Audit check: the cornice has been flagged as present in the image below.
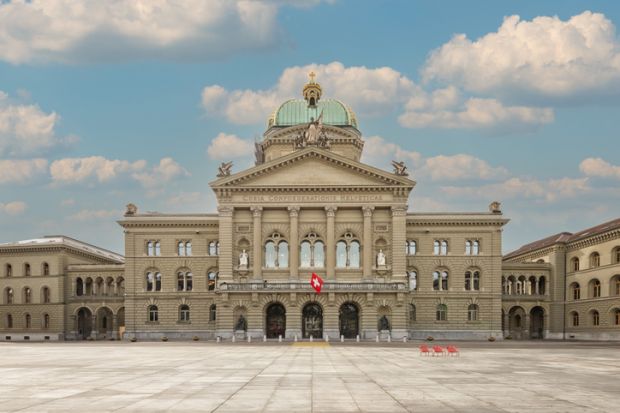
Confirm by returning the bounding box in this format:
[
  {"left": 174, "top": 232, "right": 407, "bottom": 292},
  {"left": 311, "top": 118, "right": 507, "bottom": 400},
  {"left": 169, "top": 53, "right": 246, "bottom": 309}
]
[
  {"left": 566, "top": 229, "right": 620, "bottom": 251},
  {"left": 407, "top": 215, "right": 509, "bottom": 227},
  {"left": 0, "top": 245, "right": 123, "bottom": 264}
]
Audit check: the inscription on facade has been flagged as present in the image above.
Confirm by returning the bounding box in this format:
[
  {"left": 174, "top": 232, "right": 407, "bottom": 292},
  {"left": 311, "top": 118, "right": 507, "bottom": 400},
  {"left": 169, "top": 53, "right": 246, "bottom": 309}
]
[{"left": 240, "top": 194, "right": 384, "bottom": 203}]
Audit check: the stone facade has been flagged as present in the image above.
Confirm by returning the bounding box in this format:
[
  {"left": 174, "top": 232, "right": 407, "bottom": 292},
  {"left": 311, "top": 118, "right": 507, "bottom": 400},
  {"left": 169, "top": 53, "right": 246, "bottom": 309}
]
[{"left": 1, "top": 77, "right": 618, "bottom": 341}]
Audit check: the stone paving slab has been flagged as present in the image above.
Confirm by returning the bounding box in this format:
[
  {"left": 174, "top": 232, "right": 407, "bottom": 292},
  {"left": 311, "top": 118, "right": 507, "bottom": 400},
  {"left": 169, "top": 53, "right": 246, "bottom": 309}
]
[{"left": 0, "top": 341, "right": 618, "bottom": 412}]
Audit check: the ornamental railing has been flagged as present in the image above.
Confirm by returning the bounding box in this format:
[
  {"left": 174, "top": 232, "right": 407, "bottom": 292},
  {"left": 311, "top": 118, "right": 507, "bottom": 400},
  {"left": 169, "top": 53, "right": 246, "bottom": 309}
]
[{"left": 220, "top": 281, "right": 406, "bottom": 292}]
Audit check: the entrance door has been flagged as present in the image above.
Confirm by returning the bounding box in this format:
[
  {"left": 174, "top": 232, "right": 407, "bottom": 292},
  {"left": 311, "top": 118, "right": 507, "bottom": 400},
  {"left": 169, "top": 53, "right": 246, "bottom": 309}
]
[
  {"left": 77, "top": 308, "right": 92, "bottom": 339},
  {"left": 302, "top": 303, "right": 323, "bottom": 338},
  {"left": 266, "top": 303, "right": 286, "bottom": 338},
  {"left": 339, "top": 302, "right": 359, "bottom": 339}
]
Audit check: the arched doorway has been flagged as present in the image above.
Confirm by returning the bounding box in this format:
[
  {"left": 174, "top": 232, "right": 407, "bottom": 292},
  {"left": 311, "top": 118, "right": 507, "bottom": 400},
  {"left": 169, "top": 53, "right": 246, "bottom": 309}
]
[
  {"left": 339, "top": 302, "right": 359, "bottom": 339},
  {"left": 77, "top": 307, "right": 92, "bottom": 339},
  {"left": 302, "top": 303, "right": 323, "bottom": 339},
  {"left": 530, "top": 306, "right": 545, "bottom": 339},
  {"left": 508, "top": 306, "right": 526, "bottom": 339},
  {"left": 96, "top": 307, "right": 114, "bottom": 338},
  {"left": 265, "top": 303, "right": 286, "bottom": 338}
]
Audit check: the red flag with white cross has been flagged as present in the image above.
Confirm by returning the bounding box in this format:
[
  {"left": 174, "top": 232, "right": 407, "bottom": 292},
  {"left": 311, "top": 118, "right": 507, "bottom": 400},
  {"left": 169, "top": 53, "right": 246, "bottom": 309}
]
[{"left": 310, "top": 272, "right": 323, "bottom": 293}]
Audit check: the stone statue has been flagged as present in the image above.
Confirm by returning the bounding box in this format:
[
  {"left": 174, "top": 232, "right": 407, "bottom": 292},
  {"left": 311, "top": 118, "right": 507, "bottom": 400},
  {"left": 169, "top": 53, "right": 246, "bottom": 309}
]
[
  {"left": 235, "top": 314, "right": 247, "bottom": 331},
  {"left": 124, "top": 203, "right": 138, "bottom": 216},
  {"left": 217, "top": 161, "right": 233, "bottom": 177},
  {"left": 295, "top": 111, "right": 331, "bottom": 150},
  {"left": 305, "top": 117, "right": 320, "bottom": 144},
  {"left": 377, "top": 249, "right": 386, "bottom": 267},
  {"left": 391, "top": 160, "right": 408, "bottom": 176},
  {"left": 239, "top": 249, "right": 248, "bottom": 268},
  {"left": 489, "top": 201, "right": 502, "bottom": 214},
  {"left": 379, "top": 315, "right": 390, "bottom": 331}
]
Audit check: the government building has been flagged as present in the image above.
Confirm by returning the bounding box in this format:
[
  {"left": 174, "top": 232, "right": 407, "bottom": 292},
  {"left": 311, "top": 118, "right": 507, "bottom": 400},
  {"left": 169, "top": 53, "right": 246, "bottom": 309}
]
[{"left": 1, "top": 76, "right": 619, "bottom": 342}]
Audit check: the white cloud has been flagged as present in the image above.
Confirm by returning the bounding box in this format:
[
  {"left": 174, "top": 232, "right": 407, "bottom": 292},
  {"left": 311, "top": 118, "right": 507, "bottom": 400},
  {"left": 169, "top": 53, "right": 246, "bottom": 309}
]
[
  {"left": 0, "top": 1, "right": 331, "bottom": 64},
  {"left": 50, "top": 156, "right": 145, "bottom": 184},
  {"left": 68, "top": 209, "right": 120, "bottom": 221},
  {"left": 441, "top": 177, "right": 591, "bottom": 202},
  {"left": 207, "top": 132, "right": 254, "bottom": 160},
  {"left": 0, "top": 201, "right": 27, "bottom": 215},
  {"left": 0, "top": 158, "right": 48, "bottom": 184},
  {"left": 422, "top": 11, "right": 620, "bottom": 99},
  {"left": 361, "top": 135, "right": 422, "bottom": 170},
  {"left": 61, "top": 198, "right": 75, "bottom": 207},
  {"left": 579, "top": 157, "right": 620, "bottom": 179},
  {"left": 132, "top": 157, "right": 190, "bottom": 189},
  {"left": 0, "top": 91, "right": 60, "bottom": 156},
  {"left": 417, "top": 154, "right": 509, "bottom": 181},
  {"left": 399, "top": 93, "right": 554, "bottom": 132},
  {"left": 201, "top": 61, "right": 418, "bottom": 124}
]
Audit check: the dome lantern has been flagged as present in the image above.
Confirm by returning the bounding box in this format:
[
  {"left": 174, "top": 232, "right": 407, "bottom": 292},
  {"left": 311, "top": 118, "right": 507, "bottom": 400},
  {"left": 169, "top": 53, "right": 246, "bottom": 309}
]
[{"left": 303, "top": 71, "right": 322, "bottom": 107}]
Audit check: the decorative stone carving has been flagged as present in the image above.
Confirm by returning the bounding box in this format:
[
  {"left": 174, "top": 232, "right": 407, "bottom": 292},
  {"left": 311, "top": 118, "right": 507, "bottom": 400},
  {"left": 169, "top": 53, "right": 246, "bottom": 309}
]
[
  {"left": 391, "top": 160, "right": 408, "bottom": 176},
  {"left": 295, "top": 113, "right": 331, "bottom": 150},
  {"left": 217, "top": 161, "right": 233, "bottom": 177},
  {"left": 124, "top": 203, "right": 138, "bottom": 216}
]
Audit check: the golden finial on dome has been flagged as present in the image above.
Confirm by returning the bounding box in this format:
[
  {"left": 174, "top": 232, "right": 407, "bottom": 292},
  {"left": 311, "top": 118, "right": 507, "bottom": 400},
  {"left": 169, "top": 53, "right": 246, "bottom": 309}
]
[{"left": 303, "top": 71, "right": 322, "bottom": 107}]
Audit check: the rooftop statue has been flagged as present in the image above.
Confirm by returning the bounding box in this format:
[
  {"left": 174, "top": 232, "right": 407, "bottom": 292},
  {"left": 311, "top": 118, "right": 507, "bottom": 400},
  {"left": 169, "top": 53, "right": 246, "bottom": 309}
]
[
  {"left": 295, "top": 111, "right": 331, "bottom": 150},
  {"left": 391, "top": 160, "right": 408, "bottom": 176},
  {"left": 217, "top": 161, "right": 233, "bottom": 177}
]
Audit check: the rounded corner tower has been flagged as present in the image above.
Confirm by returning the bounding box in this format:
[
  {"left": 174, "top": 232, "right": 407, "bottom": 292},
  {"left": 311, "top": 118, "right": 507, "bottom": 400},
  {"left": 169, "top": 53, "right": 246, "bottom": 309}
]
[{"left": 256, "top": 72, "right": 364, "bottom": 164}]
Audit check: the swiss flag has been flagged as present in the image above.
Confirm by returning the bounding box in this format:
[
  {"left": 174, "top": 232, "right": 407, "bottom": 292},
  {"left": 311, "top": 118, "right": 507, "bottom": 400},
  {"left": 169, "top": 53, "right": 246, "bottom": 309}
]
[{"left": 310, "top": 272, "right": 324, "bottom": 294}]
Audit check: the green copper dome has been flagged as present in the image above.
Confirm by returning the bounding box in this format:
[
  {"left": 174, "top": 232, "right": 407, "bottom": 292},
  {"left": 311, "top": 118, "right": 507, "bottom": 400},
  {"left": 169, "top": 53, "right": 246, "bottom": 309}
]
[{"left": 268, "top": 98, "right": 357, "bottom": 128}]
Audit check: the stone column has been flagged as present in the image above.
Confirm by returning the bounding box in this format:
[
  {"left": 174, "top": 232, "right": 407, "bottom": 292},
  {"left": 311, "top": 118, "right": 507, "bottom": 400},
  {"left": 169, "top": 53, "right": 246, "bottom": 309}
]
[
  {"left": 288, "top": 206, "right": 300, "bottom": 280},
  {"left": 251, "top": 206, "right": 263, "bottom": 280},
  {"left": 391, "top": 206, "right": 407, "bottom": 280},
  {"left": 325, "top": 206, "right": 337, "bottom": 280},
  {"left": 218, "top": 206, "right": 234, "bottom": 283},
  {"left": 362, "top": 206, "right": 374, "bottom": 280},
  {"left": 503, "top": 312, "right": 510, "bottom": 337}
]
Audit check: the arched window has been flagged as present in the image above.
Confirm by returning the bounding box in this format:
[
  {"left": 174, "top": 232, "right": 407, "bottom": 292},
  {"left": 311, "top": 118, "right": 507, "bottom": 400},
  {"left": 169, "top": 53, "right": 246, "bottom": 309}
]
[
  {"left": 300, "top": 233, "right": 324, "bottom": 268},
  {"left": 24, "top": 287, "right": 31, "bottom": 304},
  {"left": 570, "top": 257, "right": 580, "bottom": 272},
  {"left": 472, "top": 240, "right": 480, "bottom": 255},
  {"left": 571, "top": 311, "right": 579, "bottom": 327},
  {"left": 465, "top": 240, "right": 472, "bottom": 255},
  {"left": 278, "top": 241, "right": 289, "bottom": 268},
  {"left": 43, "top": 262, "right": 49, "bottom": 276},
  {"left": 592, "top": 310, "right": 600, "bottom": 326},
  {"left": 208, "top": 271, "right": 218, "bottom": 291},
  {"left": 406, "top": 240, "right": 417, "bottom": 256},
  {"left": 538, "top": 277, "right": 546, "bottom": 295},
  {"left": 265, "top": 241, "right": 276, "bottom": 268},
  {"left": 611, "top": 275, "right": 620, "bottom": 296},
  {"left": 148, "top": 305, "right": 158, "bottom": 322},
  {"left": 467, "top": 304, "right": 478, "bottom": 321},
  {"left": 589, "top": 252, "right": 600, "bottom": 268},
  {"left": 24, "top": 263, "right": 31, "bottom": 276},
  {"left": 5, "top": 287, "right": 14, "bottom": 304},
  {"left": 95, "top": 278, "right": 104, "bottom": 295},
  {"left": 407, "top": 271, "right": 417, "bottom": 291},
  {"left": 117, "top": 277, "right": 125, "bottom": 296},
  {"left": 590, "top": 279, "right": 601, "bottom": 298},
  {"left": 179, "top": 305, "right": 190, "bottom": 322},
  {"left": 178, "top": 241, "right": 185, "bottom": 256},
  {"left": 432, "top": 271, "right": 449, "bottom": 291},
  {"left": 436, "top": 304, "right": 447, "bottom": 321},
  {"left": 76, "top": 278, "right": 84, "bottom": 296},
  {"left": 409, "top": 304, "right": 416, "bottom": 322},
  {"left": 264, "top": 233, "right": 287, "bottom": 268},
  {"left": 209, "top": 304, "right": 217, "bottom": 321},
  {"left": 5, "top": 264, "right": 11, "bottom": 277},
  {"left": 43, "top": 313, "right": 50, "bottom": 329},
  {"left": 25, "top": 313, "right": 31, "bottom": 329},
  {"left": 614, "top": 309, "right": 620, "bottom": 326},
  {"left": 336, "top": 232, "right": 361, "bottom": 268},
  {"left": 85, "top": 278, "right": 93, "bottom": 295},
  {"left": 177, "top": 271, "right": 193, "bottom": 291},
  {"left": 209, "top": 241, "right": 220, "bottom": 256},
  {"left": 465, "top": 270, "right": 480, "bottom": 291},
  {"left": 146, "top": 272, "right": 162, "bottom": 292},
  {"left": 6, "top": 313, "right": 13, "bottom": 328},
  {"left": 570, "top": 282, "right": 580, "bottom": 300},
  {"left": 147, "top": 241, "right": 154, "bottom": 256},
  {"left": 441, "top": 240, "right": 448, "bottom": 255},
  {"left": 433, "top": 241, "right": 440, "bottom": 255},
  {"left": 42, "top": 287, "right": 50, "bottom": 303},
  {"left": 155, "top": 241, "right": 161, "bottom": 256},
  {"left": 614, "top": 247, "right": 620, "bottom": 264}
]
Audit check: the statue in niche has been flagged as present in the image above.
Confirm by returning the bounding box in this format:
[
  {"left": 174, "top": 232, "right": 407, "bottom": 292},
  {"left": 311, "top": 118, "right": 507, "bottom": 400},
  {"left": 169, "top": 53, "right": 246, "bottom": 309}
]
[
  {"left": 379, "top": 315, "right": 390, "bottom": 331},
  {"left": 239, "top": 249, "right": 249, "bottom": 269},
  {"left": 377, "top": 249, "right": 386, "bottom": 267},
  {"left": 235, "top": 314, "right": 247, "bottom": 331}
]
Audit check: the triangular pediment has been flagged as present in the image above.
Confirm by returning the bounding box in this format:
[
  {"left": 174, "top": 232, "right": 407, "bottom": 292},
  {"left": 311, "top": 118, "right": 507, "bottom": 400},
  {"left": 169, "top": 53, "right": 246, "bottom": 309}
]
[{"left": 210, "top": 148, "right": 415, "bottom": 190}]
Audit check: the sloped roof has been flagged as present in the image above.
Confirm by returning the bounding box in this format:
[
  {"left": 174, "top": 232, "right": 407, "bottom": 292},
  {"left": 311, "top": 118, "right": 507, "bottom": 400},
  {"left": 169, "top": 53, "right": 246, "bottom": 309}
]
[{"left": 0, "top": 235, "right": 124, "bottom": 263}]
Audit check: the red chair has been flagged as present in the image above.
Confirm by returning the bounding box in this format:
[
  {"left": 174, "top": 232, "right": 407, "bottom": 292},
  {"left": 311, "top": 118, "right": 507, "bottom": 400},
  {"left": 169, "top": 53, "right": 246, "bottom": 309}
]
[
  {"left": 432, "top": 345, "right": 445, "bottom": 356},
  {"left": 446, "top": 345, "right": 460, "bottom": 357},
  {"left": 419, "top": 344, "right": 431, "bottom": 356}
]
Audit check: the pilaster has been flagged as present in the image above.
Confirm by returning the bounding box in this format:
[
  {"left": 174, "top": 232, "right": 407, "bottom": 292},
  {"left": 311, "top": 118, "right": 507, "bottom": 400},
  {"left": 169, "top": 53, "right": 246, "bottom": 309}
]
[
  {"left": 362, "top": 206, "right": 374, "bottom": 279},
  {"left": 325, "top": 206, "right": 337, "bottom": 280},
  {"left": 251, "top": 206, "right": 263, "bottom": 280},
  {"left": 218, "top": 206, "right": 234, "bottom": 282},
  {"left": 288, "top": 206, "right": 300, "bottom": 280},
  {"left": 391, "top": 205, "right": 407, "bottom": 280}
]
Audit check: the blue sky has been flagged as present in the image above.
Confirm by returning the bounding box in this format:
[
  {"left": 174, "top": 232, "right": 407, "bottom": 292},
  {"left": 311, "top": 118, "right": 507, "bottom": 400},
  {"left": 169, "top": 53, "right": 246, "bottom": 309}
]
[{"left": 1, "top": 0, "right": 619, "bottom": 254}]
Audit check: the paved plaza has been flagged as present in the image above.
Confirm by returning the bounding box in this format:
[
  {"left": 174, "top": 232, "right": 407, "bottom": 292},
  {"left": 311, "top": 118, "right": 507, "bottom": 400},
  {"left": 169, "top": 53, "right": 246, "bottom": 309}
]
[{"left": 0, "top": 341, "right": 618, "bottom": 412}]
